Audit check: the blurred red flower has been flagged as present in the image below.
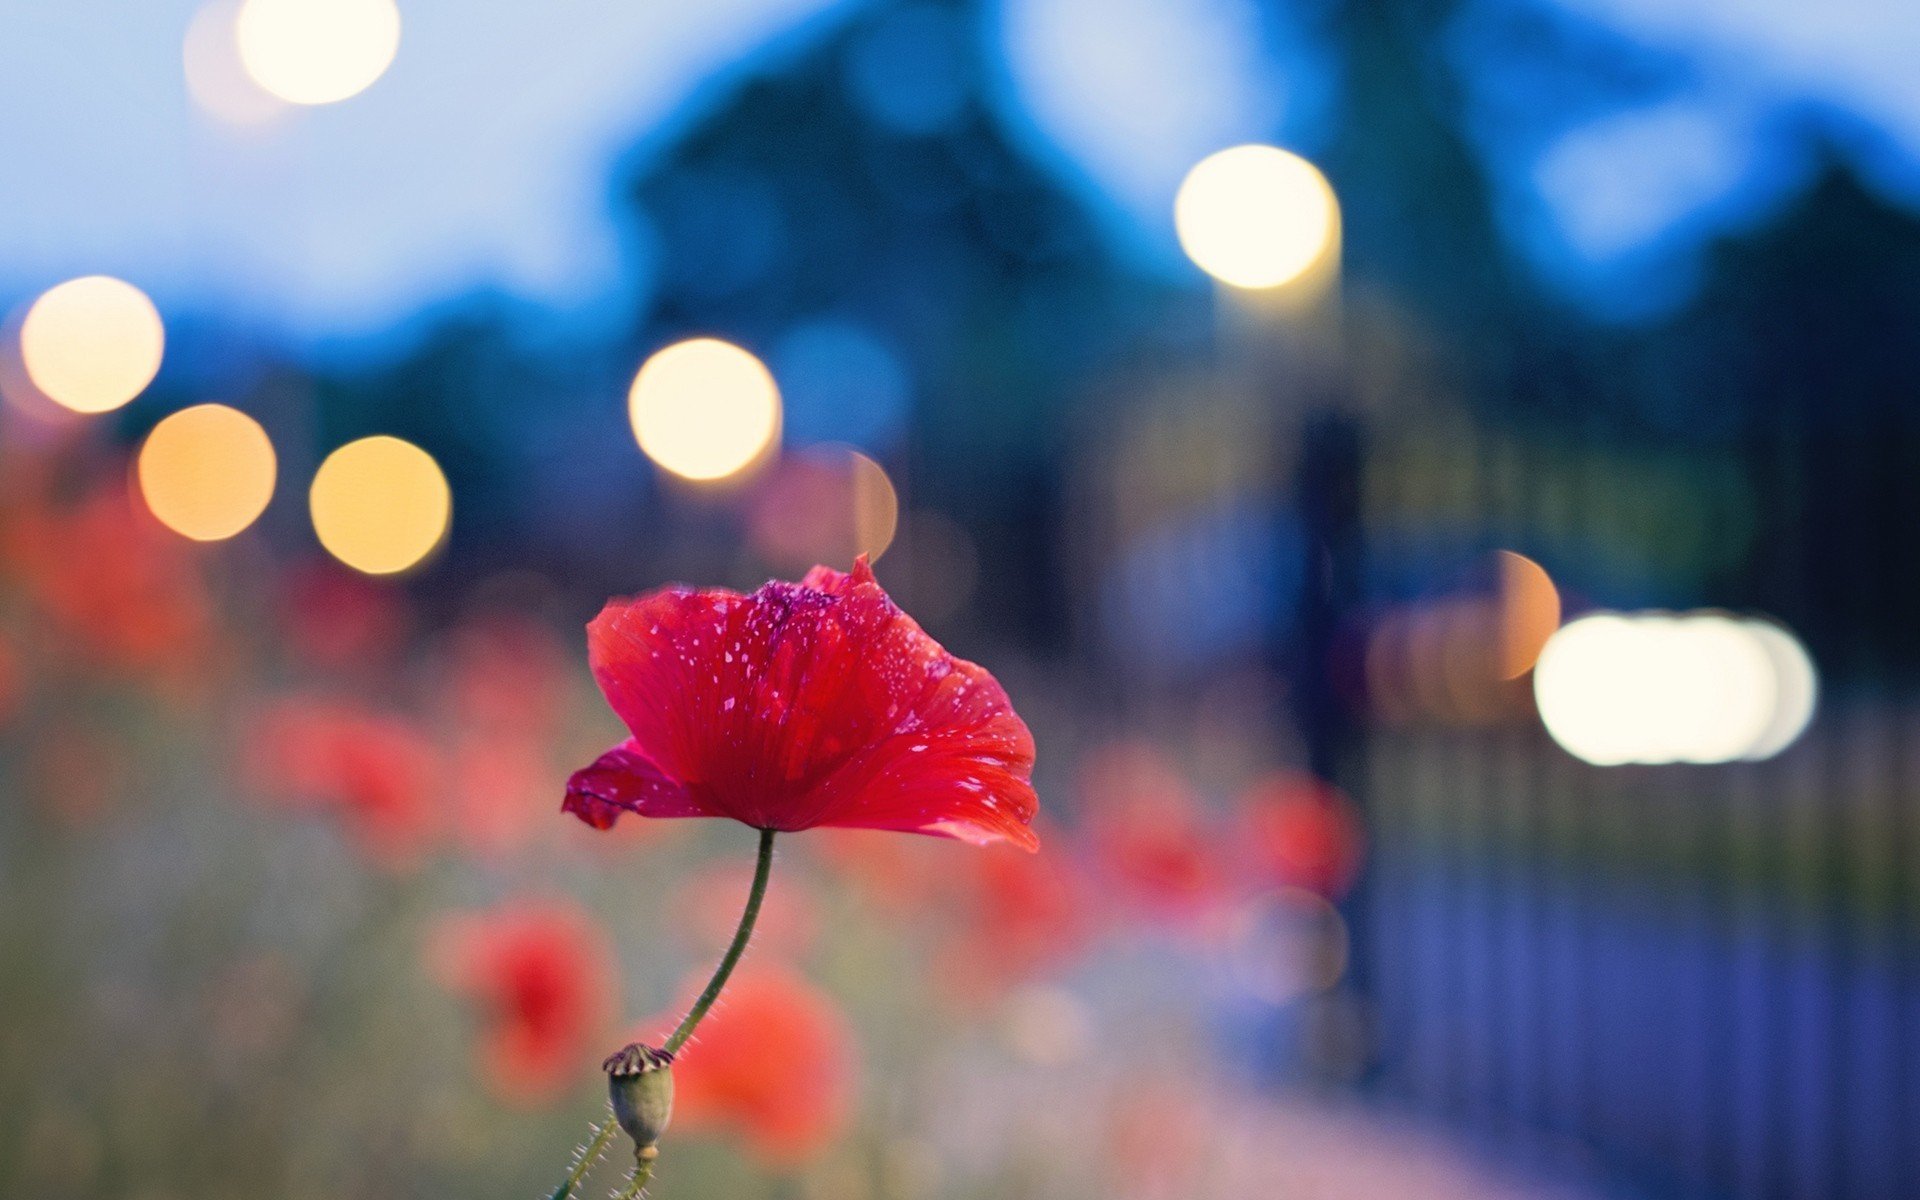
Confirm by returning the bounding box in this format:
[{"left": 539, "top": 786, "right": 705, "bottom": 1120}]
[
  {"left": 652, "top": 965, "right": 856, "bottom": 1167},
  {"left": 432, "top": 902, "right": 615, "bottom": 1105},
  {"left": 564, "top": 557, "right": 1038, "bottom": 850},
  {"left": 1078, "top": 743, "right": 1228, "bottom": 920},
  {"left": 3, "top": 485, "right": 214, "bottom": 679},
  {"left": 935, "top": 838, "right": 1089, "bottom": 1008},
  {"left": 280, "top": 562, "right": 410, "bottom": 673},
  {"left": 446, "top": 732, "right": 549, "bottom": 858},
  {"left": 0, "top": 629, "right": 23, "bottom": 728},
  {"left": 247, "top": 699, "right": 440, "bottom": 867},
  {"left": 1236, "top": 772, "right": 1365, "bottom": 900},
  {"left": 443, "top": 613, "right": 568, "bottom": 741}
]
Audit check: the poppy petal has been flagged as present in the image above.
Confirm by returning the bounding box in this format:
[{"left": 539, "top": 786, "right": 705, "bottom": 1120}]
[
  {"left": 576, "top": 557, "right": 1038, "bottom": 848},
  {"left": 562, "top": 739, "right": 712, "bottom": 829}
]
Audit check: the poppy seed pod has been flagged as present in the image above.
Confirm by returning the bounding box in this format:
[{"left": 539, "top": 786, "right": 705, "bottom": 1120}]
[{"left": 604, "top": 1043, "right": 675, "bottom": 1156}]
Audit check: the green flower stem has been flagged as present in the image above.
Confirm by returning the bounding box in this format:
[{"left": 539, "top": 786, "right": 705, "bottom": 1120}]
[
  {"left": 612, "top": 1156, "right": 655, "bottom": 1200},
  {"left": 549, "top": 828, "right": 774, "bottom": 1200},
  {"left": 664, "top": 826, "right": 776, "bottom": 1054},
  {"left": 548, "top": 1117, "right": 617, "bottom": 1200}
]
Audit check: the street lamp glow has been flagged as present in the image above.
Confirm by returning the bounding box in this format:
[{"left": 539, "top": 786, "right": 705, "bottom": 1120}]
[
  {"left": 1742, "top": 620, "right": 1818, "bottom": 760},
  {"left": 137, "top": 404, "right": 278, "bottom": 541},
  {"left": 185, "top": 0, "right": 284, "bottom": 125},
  {"left": 1534, "top": 611, "right": 1819, "bottom": 766},
  {"left": 235, "top": 0, "right": 400, "bottom": 106},
  {"left": 628, "top": 338, "right": 782, "bottom": 482},
  {"left": 1175, "top": 145, "right": 1339, "bottom": 290},
  {"left": 1532, "top": 613, "right": 1650, "bottom": 766},
  {"left": 309, "top": 435, "right": 450, "bottom": 575},
  {"left": 19, "top": 276, "right": 165, "bottom": 414}
]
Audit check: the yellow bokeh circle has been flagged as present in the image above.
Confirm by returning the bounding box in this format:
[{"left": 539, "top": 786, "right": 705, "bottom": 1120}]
[
  {"left": 20, "top": 276, "right": 165, "bottom": 414},
  {"left": 138, "top": 404, "right": 278, "bottom": 541},
  {"left": 628, "top": 337, "right": 782, "bottom": 482},
  {"left": 235, "top": 0, "right": 401, "bottom": 106},
  {"left": 309, "top": 435, "right": 450, "bottom": 575},
  {"left": 1175, "top": 145, "right": 1340, "bottom": 290}
]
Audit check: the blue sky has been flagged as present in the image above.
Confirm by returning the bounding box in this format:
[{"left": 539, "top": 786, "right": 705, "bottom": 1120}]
[{"left": 2, "top": 0, "right": 1917, "bottom": 339}]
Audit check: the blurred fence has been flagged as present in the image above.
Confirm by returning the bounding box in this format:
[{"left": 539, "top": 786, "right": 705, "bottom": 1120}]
[{"left": 1309, "top": 405, "right": 1920, "bottom": 1200}]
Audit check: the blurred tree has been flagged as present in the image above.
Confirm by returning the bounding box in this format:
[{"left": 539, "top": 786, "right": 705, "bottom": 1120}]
[{"left": 611, "top": 0, "right": 1182, "bottom": 644}]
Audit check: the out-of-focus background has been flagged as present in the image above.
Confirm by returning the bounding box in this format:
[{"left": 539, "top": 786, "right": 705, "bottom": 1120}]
[{"left": 3, "top": 1, "right": 1918, "bottom": 1197}]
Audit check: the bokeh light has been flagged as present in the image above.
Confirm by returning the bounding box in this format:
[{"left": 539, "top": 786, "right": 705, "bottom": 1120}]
[
  {"left": 1494, "top": 550, "right": 1561, "bottom": 678},
  {"left": 1533, "top": 611, "right": 1818, "bottom": 765},
  {"left": 309, "top": 435, "right": 451, "bottom": 575},
  {"left": 136, "top": 404, "right": 278, "bottom": 541},
  {"left": 235, "top": 0, "right": 401, "bottom": 106},
  {"left": 1224, "top": 888, "right": 1350, "bottom": 1005},
  {"left": 19, "top": 276, "right": 165, "bottom": 414},
  {"left": 628, "top": 338, "right": 782, "bottom": 482},
  {"left": 1361, "top": 552, "right": 1558, "bottom": 728},
  {"left": 850, "top": 451, "right": 899, "bottom": 562},
  {"left": 746, "top": 447, "right": 900, "bottom": 572},
  {"left": 1740, "top": 619, "right": 1819, "bottom": 760},
  {"left": 0, "top": 305, "right": 82, "bottom": 431},
  {"left": 1533, "top": 614, "right": 1657, "bottom": 765},
  {"left": 1175, "top": 144, "right": 1339, "bottom": 290},
  {"left": 184, "top": 0, "right": 284, "bottom": 125}
]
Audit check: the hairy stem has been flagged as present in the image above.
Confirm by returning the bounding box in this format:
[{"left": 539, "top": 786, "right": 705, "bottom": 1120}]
[
  {"left": 548, "top": 1116, "right": 616, "bottom": 1200},
  {"left": 551, "top": 829, "right": 774, "bottom": 1200},
  {"left": 612, "top": 1155, "right": 655, "bottom": 1200},
  {"left": 664, "top": 827, "right": 776, "bottom": 1054}
]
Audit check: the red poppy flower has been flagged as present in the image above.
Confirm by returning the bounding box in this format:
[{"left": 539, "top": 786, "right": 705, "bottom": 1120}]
[
  {"left": 432, "top": 901, "right": 615, "bottom": 1105},
  {"left": 247, "top": 699, "right": 440, "bottom": 867},
  {"left": 280, "top": 561, "right": 411, "bottom": 673},
  {"left": 1078, "top": 742, "right": 1228, "bottom": 920},
  {"left": 0, "top": 629, "right": 22, "bottom": 728},
  {"left": 1236, "top": 772, "right": 1365, "bottom": 900},
  {"left": 647, "top": 964, "right": 856, "bottom": 1166},
  {"left": 564, "top": 557, "right": 1038, "bottom": 851},
  {"left": 3, "top": 485, "right": 214, "bottom": 679},
  {"left": 935, "top": 838, "right": 1089, "bottom": 1007}
]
